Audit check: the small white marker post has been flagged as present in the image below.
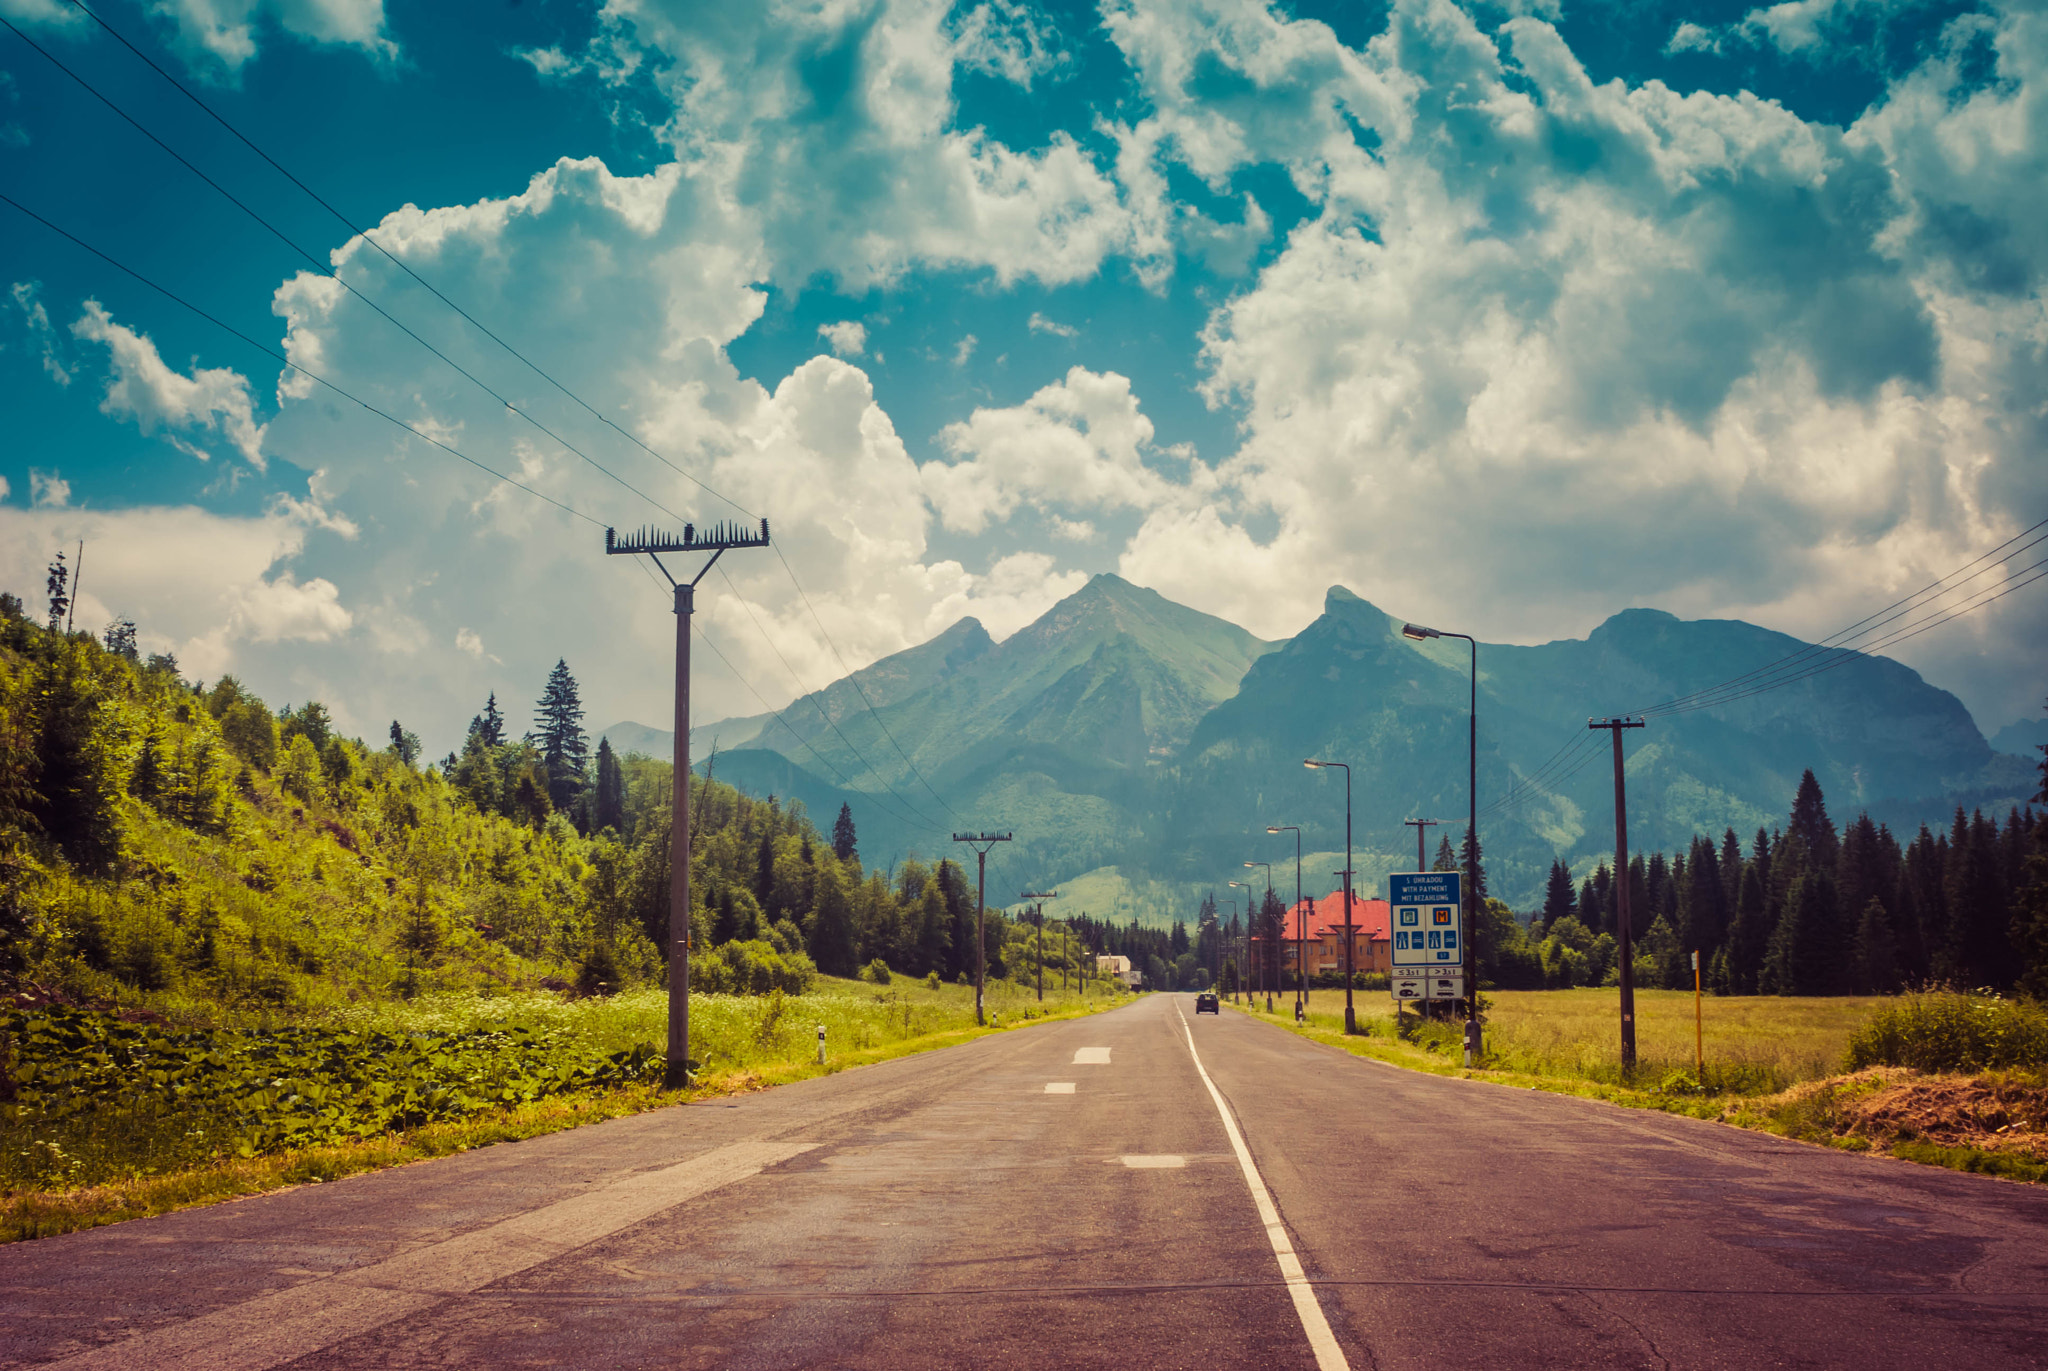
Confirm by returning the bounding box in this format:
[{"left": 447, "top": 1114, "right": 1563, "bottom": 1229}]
[{"left": 817, "top": 1024, "right": 826, "bottom": 1065}]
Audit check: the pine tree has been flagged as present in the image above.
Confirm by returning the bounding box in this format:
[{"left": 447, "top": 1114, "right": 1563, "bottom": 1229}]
[
  {"left": 1849, "top": 896, "right": 1898, "bottom": 994},
  {"left": 808, "top": 864, "right": 857, "bottom": 976},
  {"left": 1724, "top": 863, "right": 1769, "bottom": 994},
  {"left": 533, "top": 661, "right": 589, "bottom": 816},
  {"left": 1432, "top": 835, "right": 1457, "bottom": 872},
  {"left": 1459, "top": 827, "right": 1487, "bottom": 909},
  {"left": 1540, "top": 860, "right": 1575, "bottom": 934},
  {"left": 1680, "top": 835, "right": 1725, "bottom": 958},
  {"left": 388, "top": 720, "right": 421, "bottom": 768},
  {"left": 2014, "top": 819, "right": 2048, "bottom": 1000},
  {"left": 477, "top": 692, "right": 505, "bottom": 748},
  {"left": 44, "top": 552, "right": 68, "bottom": 632},
  {"left": 1764, "top": 870, "right": 1844, "bottom": 996},
  {"left": 832, "top": 802, "right": 857, "bottom": 863},
  {"left": 1788, "top": 770, "right": 1839, "bottom": 873},
  {"left": 592, "top": 737, "right": 626, "bottom": 835}
]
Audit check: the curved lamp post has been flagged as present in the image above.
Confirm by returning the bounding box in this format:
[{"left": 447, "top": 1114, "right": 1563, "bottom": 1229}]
[
  {"left": 1403, "top": 621, "right": 1481, "bottom": 1061},
  {"left": 1267, "top": 824, "right": 1303, "bottom": 1018},
  {"left": 1303, "top": 759, "right": 1357, "bottom": 1034}
]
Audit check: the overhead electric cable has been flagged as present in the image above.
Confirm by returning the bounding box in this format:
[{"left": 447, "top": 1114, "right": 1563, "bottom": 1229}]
[
  {"left": 0, "top": 13, "right": 690, "bottom": 527},
  {"left": 41, "top": 1, "right": 963, "bottom": 819},
  {"left": 0, "top": 192, "right": 603, "bottom": 528},
  {"left": 1638, "top": 516, "right": 2048, "bottom": 717},
  {"left": 54, "top": 0, "right": 760, "bottom": 524},
  {"left": 711, "top": 564, "right": 950, "bottom": 832},
  {"left": 691, "top": 623, "right": 941, "bottom": 834}
]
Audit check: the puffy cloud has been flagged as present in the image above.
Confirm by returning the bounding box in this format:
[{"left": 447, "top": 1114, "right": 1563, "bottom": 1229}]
[
  {"left": 0, "top": 494, "right": 352, "bottom": 686},
  {"left": 29, "top": 470, "right": 69, "bottom": 508},
  {"left": 924, "top": 366, "right": 1188, "bottom": 534},
  {"left": 1059, "top": 0, "right": 2045, "bottom": 722},
  {"left": 144, "top": 0, "right": 397, "bottom": 80},
  {"left": 949, "top": 0, "right": 1072, "bottom": 87},
  {"left": 253, "top": 157, "right": 1100, "bottom": 745},
  {"left": 1027, "top": 311, "right": 1077, "bottom": 337},
  {"left": 71, "top": 301, "right": 268, "bottom": 468},
  {"left": 568, "top": 0, "right": 1135, "bottom": 289},
  {"left": 817, "top": 321, "right": 868, "bottom": 357}
]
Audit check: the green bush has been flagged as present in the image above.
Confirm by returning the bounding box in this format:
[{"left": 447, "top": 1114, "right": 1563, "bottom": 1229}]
[
  {"left": 861, "top": 958, "right": 891, "bottom": 986},
  {"left": 1844, "top": 992, "right": 2048, "bottom": 1072},
  {"left": 1, "top": 1005, "right": 659, "bottom": 1181},
  {"left": 693, "top": 939, "right": 817, "bottom": 996}
]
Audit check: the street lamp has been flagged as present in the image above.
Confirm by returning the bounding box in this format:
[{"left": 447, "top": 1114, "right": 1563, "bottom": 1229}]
[
  {"left": 1268, "top": 824, "right": 1304, "bottom": 1020},
  {"left": 1403, "top": 621, "right": 1481, "bottom": 1062},
  {"left": 1243, "top": 860, "right": 1273, "bottom": 1011},
  {"left": 1021, "top": 890, "right": 1057, "bottom": 1002},
  {"left": 1223, "top": 893, "right": 1241, "bottom": 999},
  {"left": 1303, "top": 759, "right": 1358, "bottom": 1034}
]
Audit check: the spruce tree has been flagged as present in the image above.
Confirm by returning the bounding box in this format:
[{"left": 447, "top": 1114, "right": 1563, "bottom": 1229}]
[
  {"left": 478, "top": 691, "right": 505, "bottom": 747},
  {"left": 1849, "top": 896, "right": 1898, "bottom": 994},
  {"left": 1433, "top": 835, "right": 1457, "bottom": 872},
  {"left": 533, "top": 660, "right": 589, "bottom": 815},
  {"left": 1788, "top": 770, "right": 1840, "bottom": 873},
  {"left": 1764, "top": 870, "right": 1845, "bottom": 996},
  {"left": 1540, "top": 860, "right": 1575, "bottom": 934},
  {"left": 808, "top": 865, "right": 857, "bottom": 976},
  {"left": 592, "top": 737, "right": 626, "bottom": 835},
  {"left": 1459, "top": 827, "right": 1487, "bottom": 908},
  {"left": 388, "top": 721, "right": 421, "bottom": 767},
  {"left": 44, "top": 552, "right": 68, "bottom": 631},
  {"left": 832, "top": 802, "right": 858, "bottom": 863},
  {"left": 1725, "top": 863, "right": 1770, "bottom": 994}
]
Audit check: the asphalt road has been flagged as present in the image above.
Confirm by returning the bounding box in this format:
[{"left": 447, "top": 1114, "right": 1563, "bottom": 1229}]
[{"left": 4, "top": 993, "right": 2047, "bottom": 1369}]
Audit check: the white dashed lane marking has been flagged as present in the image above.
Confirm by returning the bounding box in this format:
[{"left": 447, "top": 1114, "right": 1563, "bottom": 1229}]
[
  {"left": 1072, "top": 1047, "right": 1111, "bottom": 1065},
  {"left": 1120, "top": 1155, "right": 1185, "bottom": 1169},
  {"left": 1045, "top": 1082, "right": 1076, "bottom": 1094}
]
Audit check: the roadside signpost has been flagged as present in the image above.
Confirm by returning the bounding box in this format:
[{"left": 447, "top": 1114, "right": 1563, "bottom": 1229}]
[{"left": 1389, "top": 871, "right": 1463, "bottom": 1010}]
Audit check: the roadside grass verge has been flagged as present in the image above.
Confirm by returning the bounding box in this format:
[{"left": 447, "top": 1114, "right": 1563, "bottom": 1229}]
[
  {"left": 1230, "top": 988, "right": 2048, "bottom": 1184},
  {"left": 2, "top": 976, "right": 1129, "bottom": 1243}
]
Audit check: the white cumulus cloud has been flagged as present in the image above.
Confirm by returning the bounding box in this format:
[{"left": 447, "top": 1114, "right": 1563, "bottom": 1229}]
[{"left": 71, "top": 301, "right": 267, "bottom": 468}]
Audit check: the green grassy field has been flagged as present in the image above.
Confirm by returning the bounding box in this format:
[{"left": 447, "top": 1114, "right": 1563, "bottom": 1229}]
[
  {"left": 1241, "top": 986, "right": 1890, "bottom": 1093},
  {"left": 2, "top": 974, "right": 1130, "bottom": 1242}
]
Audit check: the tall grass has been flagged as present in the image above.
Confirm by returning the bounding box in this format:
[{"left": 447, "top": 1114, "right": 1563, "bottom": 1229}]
[
  {"left": 1274, "top": 986, "right": 1894, "bottom": 1094},
  {"left": 1845, "top": 992, "right": 2048, "bottom": 1072}
]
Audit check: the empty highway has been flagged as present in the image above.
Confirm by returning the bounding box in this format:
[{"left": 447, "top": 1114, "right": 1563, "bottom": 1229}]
[{"left": 4, "top": 994, "right": 2046, "bottom": 1369}]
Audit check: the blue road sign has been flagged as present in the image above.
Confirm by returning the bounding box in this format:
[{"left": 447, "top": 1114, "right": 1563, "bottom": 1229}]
[{"left": 1388, "top": 870, "right": 1462, "bottom": 971}]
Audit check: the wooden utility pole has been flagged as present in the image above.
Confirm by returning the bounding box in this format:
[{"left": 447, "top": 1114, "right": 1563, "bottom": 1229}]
[
  {"left": 1022, "top": 891, "right": 1057, "bottom": 1001},
  {"left": 606, "top": 520, "right": 770, "bottom": 1089},
  {"left": 1590, "top": 716, "right": 1646, "bottom": 1074},
  {"left": 953, "top": 832, "right": 1012, "bottom": 1024},
  {"left": 1403, "top": 818, "right": 1444, "bottom": 874}
]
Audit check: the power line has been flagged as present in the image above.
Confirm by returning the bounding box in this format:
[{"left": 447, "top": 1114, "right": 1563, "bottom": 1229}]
[
  {"left": 1478, "top": 519, "right": 2048, "bottom": 817},
  {"left": 53, "top": 0, "right": 760, "bottom": 525},
  {"left": 1638, "top": 516, "right": 2048, "bottom": 717},
  {"left": 49, "top": 0, "right": 962, "bottom": 822},
  {"left": 0, "top": 192, "right": 604, "bottom": 529},
  {"left": 0, "top": 13, "right": 694, "bottom": 527},
  {"left": 15, "top": 9, "right": 961, "bottom": 824}
]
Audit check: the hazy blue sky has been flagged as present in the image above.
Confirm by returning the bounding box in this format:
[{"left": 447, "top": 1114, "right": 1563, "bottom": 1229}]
[{"left": 3, "top": 0, "right": 2042, "bottom": 752}]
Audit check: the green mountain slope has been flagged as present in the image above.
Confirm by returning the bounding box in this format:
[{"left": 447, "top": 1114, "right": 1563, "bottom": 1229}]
[{"left": 724, "top": 581, "right": 2031, "bottom": 917}]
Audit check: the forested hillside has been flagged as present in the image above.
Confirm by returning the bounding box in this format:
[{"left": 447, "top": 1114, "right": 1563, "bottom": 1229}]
[
  {"left": 0, "top": 596, "right": 1151, "bottom": 1017},
  {"left": 1501, "top": 761, "right": 2048, "bottom": 998}
]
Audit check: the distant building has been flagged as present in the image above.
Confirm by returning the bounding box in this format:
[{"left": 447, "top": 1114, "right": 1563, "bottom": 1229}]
[
  {"left": 1249, "top": 892, "right": 1390, "bottom": 981},
  {"left": 1095, "top": 954, "right": 1141, "bottom": 989}
]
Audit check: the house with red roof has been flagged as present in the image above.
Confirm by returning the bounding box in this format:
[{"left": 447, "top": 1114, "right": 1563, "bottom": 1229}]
[{"left": 1249, "top": 891, "right": 1391, "bottom": 981}]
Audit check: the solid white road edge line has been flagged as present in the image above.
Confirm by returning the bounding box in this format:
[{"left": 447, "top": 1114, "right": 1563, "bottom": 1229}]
[{"left": 1177, "top": 1004, "right": 1352, "bottom": 1371}]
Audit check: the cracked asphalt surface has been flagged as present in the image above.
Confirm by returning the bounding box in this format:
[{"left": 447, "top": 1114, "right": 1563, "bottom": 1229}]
[{"left": 3, "top": 992, "right": 2046, "bottom": 1368}]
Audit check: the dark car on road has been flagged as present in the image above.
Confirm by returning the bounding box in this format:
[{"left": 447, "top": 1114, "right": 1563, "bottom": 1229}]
[{"left": 1194, "top": 992, "right": 1219, "bottom": 1014}]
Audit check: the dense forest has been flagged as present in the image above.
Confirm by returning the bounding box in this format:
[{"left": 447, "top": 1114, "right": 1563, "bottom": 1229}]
[
  {"left": 0, "top": 588, "right": 1122, "bottom": 1014},
  {"left": 1476, "top": 755, "right": 2048, "bottom": 996}
]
